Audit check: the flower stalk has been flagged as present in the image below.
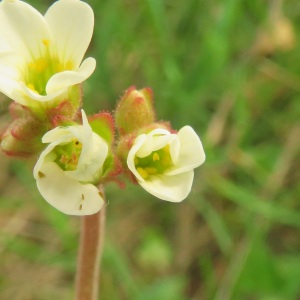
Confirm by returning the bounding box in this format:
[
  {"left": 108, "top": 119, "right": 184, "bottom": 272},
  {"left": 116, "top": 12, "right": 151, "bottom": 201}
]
[{"left": 75, "top": 198, "right": 106, "bottom": 300}]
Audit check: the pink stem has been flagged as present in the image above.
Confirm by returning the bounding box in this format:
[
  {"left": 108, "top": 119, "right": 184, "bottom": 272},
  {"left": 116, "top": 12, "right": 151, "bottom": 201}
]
[{"left": 75, "top": 205, "right": 106, "bottom": 300}]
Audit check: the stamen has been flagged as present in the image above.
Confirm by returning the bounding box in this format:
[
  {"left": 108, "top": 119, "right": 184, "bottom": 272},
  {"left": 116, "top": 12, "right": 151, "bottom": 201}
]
[
  {"left": 81, "top": 194, "right": 85, "bottom": 200},
  {"left": 152, "top": 152, "right": 160, "bottom": 161},
  {"left": 137, "top": 167, "right": 149, "bottom": 179},
  {"left": 71, "top": 153, "right": 78, "bottom": 164},
  {"left": 28, "top": 59, "right": 47, "bottom": 73},
  {"left": 79, "top": 204, "right": 83, "bottom": 210},
  {"left": 145, "top": 167, "right": 157, "bottom": 175},
  {"left": 60, "top": 154, "right": 69, "bottom": 164}
]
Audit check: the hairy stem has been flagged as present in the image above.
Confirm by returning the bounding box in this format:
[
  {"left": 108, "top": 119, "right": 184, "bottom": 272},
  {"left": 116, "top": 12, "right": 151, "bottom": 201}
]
[{"left": 75, "top": 204, "right": 106, "bottom": 300}]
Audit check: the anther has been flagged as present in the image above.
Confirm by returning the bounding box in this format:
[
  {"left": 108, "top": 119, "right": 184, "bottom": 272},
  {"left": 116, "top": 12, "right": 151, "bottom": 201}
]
[
  {"left": 152, "top": 153, "right": 160, "bottom": 161},
  {"left": 137, "top": 167, "right": 149, "bottom": 179},
  {"left": 145, "top": 167, "right": 157, "bottom": 175}
]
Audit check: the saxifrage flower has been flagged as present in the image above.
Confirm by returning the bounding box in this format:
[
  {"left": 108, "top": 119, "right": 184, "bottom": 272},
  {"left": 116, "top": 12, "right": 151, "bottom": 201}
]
[
  {"left": 127, "top": 126, "right": 205, "bottom": 202},
  {"left": 33, "top": 110, "right": 108, "bottom": 215},
  {"left": 0, "top": 0, "right": 95, "bottom": 108}
]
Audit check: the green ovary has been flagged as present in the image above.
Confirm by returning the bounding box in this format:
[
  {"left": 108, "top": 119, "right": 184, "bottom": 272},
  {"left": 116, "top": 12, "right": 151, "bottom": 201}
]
[
  {"left": 134, "top": 145, "right": 173, "bottom": 179},
  {"left": 25, "top": 43, "right": 74, "bottom": 95},
  {"left": 53, "top": 138, "right": 82, "bottom": 171}
]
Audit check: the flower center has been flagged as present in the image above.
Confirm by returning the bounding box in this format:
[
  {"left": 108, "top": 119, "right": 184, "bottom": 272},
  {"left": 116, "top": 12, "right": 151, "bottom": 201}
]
[
  {"left": 134, "top": 145, "right": 173, "bottom": 179},
  {"left": 24, "top": 40, "right": 74, "bottom": 95},
  {"left": 53, "top": 138, "right": 82, "bottom": 171}
]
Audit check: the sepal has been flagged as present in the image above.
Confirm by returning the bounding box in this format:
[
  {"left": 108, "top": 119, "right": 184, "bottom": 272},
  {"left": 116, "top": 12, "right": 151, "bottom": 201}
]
[{"left": 88, "top": 112, "right": 115, "bottom": 145}]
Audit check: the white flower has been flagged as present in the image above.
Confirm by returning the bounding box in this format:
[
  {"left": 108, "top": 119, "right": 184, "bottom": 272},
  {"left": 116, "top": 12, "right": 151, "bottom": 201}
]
[
  {"left": 127, "top": 126, "right": 205, "bottom": 202},
  {"left": 0, "top": 0, "right": 95, "bottom": 107},
  {"left": 33, "top": 110, "right": 108, "bottom": 215}
]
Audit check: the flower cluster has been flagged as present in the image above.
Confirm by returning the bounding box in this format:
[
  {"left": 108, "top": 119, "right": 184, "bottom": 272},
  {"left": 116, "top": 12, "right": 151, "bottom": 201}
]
[{"left": 0, "top": 0, "right": 205, "bottom": 215}]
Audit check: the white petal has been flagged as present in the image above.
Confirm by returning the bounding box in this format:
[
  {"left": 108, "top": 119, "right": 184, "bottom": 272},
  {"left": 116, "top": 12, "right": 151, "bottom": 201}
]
[
  {"left": 166, "top": 126, "right": 205, "bottom": 175},
  {"left": 36, "top": 162, "right": 104, "bottom": 216},
  {"left": 0, "top": 73, "right": 22, "bottom": 101},
  {"left": 135, "top": 133, "right": 154, "bottom": 158},
  {"left": 169, "top": 135, "right": 180, "bottom": 164},
  {"left": 127, "top": 134, "right": 147, "bottom": 182},
  {"left": 20, "top": 82, "right": 67, "bottom": 104},
  {"left": 139, "top": 171, "right": 194, "bottom": 202},
  {"left": 63, "top": 110, "right": 108, "bottom": 182},
  {"left": 42, "top": 126, "right": 77, "bottom": 143},
  {"left": 45, "top": 57, "right": 96, "bottom": 94},
  {"left": 33, "top": 139, "right": 62, "bottom": 179},
  {"left": 0, "top": 50, "right": 23, "bottom": 75},
  {"left": 0, "top": 0, "right": 50, "bottom": 60},
  {"left": 151, "top": 134, "right": 172, "bottom": 151},
  {"left": 45, "top": 0, "right": 94, "bottom": 67},
  {"left": 0, "top": 51, "right": 26, "bottom": 102},
  {"left": 136, "top": 128, "right": 170, "bottom": 158},
  {"left": 66, "top": 132, "right": 108, "bottom": 182}
]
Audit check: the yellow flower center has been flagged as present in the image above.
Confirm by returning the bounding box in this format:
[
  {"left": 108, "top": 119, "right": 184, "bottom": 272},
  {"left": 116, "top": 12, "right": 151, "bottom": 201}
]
[
  {"left": 134, "top": 145, "right": 173, "bottom": 179},
  {"left": 53, "top": 138, "right": 82, "bottom": 171},
  {"left": 24, "top": 40, "right": 74, "bottom": 95}
]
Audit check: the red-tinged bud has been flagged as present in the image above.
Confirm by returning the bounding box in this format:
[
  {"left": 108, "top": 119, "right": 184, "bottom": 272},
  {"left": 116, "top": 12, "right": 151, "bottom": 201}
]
[
  {"left": 47, "top": 100, "right": 77, "bottom": 125},
  {"left": 11, "top": 117, "right": 42, "bottom": 141},
  {"left": 9, "top": 102, "right": 30, "bottom": 119},
  {"left": 1, "top": 134, "right": 41, "bottom": 158},
  {"left": 115, "top": 86, "right": 156, "bottom": 135},
  {"left": 0, "top": 115, "right": 46, "bottom": 157}
]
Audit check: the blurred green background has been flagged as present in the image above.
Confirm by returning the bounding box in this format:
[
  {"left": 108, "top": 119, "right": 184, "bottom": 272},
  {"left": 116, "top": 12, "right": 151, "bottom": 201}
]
[{"left": 1, "top": 0, "right": 300, "bottom": 299}]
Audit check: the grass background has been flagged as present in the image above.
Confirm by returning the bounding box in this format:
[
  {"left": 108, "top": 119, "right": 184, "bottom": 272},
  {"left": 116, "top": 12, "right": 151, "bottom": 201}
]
[{"left": 0, "top": 0, "right": 300, "bottom": 299}]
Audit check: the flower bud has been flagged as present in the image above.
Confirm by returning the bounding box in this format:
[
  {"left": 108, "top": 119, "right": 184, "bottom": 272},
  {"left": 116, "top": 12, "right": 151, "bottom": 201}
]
[
  {"left": 1, "top": 114, "right": 45, "bottom": 157},
  {"left": 115, "top": 86, "right": 155, "bottom": 135}
]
